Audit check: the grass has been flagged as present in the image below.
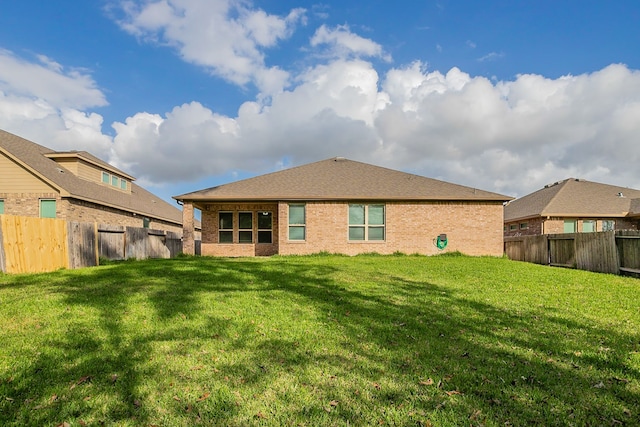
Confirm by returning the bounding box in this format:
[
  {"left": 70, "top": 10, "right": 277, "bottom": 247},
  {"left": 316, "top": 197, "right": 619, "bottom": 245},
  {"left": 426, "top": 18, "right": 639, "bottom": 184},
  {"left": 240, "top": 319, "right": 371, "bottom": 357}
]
[{"left": 0, "top": 253, "right": 639, "bottom": 426}]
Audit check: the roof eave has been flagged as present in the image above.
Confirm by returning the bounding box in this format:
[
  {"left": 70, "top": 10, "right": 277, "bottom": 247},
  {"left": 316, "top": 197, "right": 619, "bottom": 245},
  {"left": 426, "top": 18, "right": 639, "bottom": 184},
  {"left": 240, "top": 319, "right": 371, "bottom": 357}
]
[
  {"left": 540, "top": 211, "right": 630, "bottom": 218},
  {"left": 175, "top": 195, "right": 511, "bottom": 203}
]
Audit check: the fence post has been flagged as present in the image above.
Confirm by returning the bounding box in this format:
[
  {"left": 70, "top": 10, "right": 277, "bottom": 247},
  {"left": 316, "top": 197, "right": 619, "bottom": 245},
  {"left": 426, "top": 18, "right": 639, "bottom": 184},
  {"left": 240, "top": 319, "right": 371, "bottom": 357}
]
[{"left": 0, "top": 216, "right": 5, "bottom": 273}]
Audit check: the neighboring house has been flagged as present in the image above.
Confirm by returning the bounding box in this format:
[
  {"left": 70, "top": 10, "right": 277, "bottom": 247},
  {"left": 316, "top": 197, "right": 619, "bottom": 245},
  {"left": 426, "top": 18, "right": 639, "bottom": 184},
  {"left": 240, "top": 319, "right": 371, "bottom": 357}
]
[
  {"left": 175, "top": 157, "right": 512, "bottom": 257},
  {"left": 504, "top": 178, "right": 640, "bottom": 237},
  {"left": 0, "top": 129, "right": 185, "bottom": 233}
]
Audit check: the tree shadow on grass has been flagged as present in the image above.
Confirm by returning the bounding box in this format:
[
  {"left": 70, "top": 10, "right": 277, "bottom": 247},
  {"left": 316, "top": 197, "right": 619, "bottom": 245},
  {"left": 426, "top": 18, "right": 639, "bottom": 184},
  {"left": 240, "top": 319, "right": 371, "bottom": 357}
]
[
  {"left": 1, "top": 256, "right": 639, "bottom": 426},
  {"left": 224, "top": 258, "right": 640, "bottom": 425}
]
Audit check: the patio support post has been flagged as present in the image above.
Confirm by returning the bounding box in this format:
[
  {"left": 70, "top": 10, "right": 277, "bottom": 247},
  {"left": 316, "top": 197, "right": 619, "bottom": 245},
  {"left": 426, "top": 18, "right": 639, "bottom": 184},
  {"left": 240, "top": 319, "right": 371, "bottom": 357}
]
[{"left": 182, "top": 201, "right": 195, "bottom": 255}]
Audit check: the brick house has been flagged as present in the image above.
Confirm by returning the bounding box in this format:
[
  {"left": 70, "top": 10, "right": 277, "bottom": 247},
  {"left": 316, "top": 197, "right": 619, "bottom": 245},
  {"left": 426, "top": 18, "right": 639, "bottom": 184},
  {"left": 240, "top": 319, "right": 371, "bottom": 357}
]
[
  {"left": 0, "top": 129, "right": 185, "bottom": 233},
  {"left": 175, "top": 157, "right": 512, "bottom": 257},
  {"left": 504, "top": 178, "right": 640, "bottom": 237}
]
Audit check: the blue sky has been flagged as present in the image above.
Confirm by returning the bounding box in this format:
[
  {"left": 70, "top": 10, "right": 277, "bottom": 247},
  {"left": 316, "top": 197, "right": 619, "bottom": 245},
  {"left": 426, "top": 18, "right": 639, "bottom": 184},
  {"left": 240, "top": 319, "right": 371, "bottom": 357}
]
[{"left": 1, "top": 1, "right": 639, "bottom": 206}]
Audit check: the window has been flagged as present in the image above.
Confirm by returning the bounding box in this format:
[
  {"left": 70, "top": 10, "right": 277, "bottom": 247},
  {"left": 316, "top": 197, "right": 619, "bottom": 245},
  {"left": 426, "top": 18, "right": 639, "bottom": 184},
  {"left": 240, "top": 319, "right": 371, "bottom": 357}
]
[
  {"left": 349, "top": 204, "right": 385, "bottom": 241},
  {"left": 602, "top": 220, "right": 615, "bottom": 232},
  {"left": 102, "top": 171, "right": 127, "bottom": 190},
  {"left": 509, "top": 224, "right": 518, "bottom": 231},
  {"left": 0, "top": 200, "right": 4, "bottom": 214},
  {"left": 563, "top": 220, "right": 577, "bottom": 233},
  {"left": 40, "top": 199, "right": 56, "bottom": 218},
  {"left": 239, "top": 212, "right": 253, "bottom": 243},
  {"left": 258, "top": 211, "right": 273, "bottom": 243},
  {"left": 289, "top": 204, "right": 306, "bottom": 241},
  {"left": 143, "top": 217, "right": 150, "bottom": 228},
  {"left": 582, "top": 220, "right": 595, "bottom": 233},
  {"left": 520, "top": 222, "right": 528, "bottom": 230},
  {"left": 219, "top": 212, "right": 233, "bottom": 243}
]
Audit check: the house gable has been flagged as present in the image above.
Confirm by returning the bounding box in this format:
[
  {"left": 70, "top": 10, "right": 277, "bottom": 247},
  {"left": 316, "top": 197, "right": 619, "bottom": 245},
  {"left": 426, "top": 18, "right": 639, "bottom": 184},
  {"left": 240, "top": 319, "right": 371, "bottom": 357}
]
[{"left": 0, "top": 151, "right": 57, "bottom": 194}]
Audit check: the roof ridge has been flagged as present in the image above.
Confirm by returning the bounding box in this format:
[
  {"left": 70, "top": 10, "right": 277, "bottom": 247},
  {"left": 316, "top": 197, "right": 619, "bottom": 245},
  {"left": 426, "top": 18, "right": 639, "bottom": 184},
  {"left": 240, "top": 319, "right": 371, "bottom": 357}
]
[
  {"left": 540, "top": 178, "right": 573, "bottom": 215},
  {"left": 176, "top": 157, "right": 349, "bottom": 197}
]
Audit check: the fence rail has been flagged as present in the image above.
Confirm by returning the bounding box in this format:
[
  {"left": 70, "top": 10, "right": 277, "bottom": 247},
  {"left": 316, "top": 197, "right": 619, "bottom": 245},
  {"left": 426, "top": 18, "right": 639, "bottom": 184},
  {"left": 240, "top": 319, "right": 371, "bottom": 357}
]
[
  {"left": 0, "top": 215, "right": 197, "bottom": 274},
  {"left": 504, "top": 230, "right": 640, "bottom": 276}
]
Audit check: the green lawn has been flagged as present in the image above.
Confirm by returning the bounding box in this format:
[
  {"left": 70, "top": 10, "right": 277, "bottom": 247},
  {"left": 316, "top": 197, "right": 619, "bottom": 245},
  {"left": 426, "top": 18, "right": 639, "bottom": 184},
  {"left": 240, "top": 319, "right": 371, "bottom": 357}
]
[{"left": 0, "top": 253, "right": 639, "bottom": 426}]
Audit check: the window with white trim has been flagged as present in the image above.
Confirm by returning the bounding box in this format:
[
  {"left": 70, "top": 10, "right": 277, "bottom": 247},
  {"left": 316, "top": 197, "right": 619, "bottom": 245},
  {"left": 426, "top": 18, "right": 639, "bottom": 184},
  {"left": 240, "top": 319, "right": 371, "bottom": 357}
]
[
  {"left": 602, "top": 220, "right": 615, "bottom": 231},
  {"left": 349, "top": 204, "right": 385, "bottom": 241}
]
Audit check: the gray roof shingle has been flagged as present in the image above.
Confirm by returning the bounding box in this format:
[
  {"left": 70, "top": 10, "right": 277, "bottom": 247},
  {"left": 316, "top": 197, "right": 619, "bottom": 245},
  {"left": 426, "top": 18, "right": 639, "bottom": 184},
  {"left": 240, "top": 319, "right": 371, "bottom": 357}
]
[
  {"left": 175, "top": 157, "right": 512, "bottom": 202},
  {"left": 0, "top": 129, "right": 183, "bottom": 225}
]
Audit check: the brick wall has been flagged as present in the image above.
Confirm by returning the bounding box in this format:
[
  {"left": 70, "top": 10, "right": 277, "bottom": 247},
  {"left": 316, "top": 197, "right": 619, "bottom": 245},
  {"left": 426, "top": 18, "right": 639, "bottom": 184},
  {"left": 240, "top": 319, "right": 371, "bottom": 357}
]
[
  {"left": 543, "top": 218, "right": 638, "bottom": 234},
  {"left": 279, "top": 201, "right": 504, "bottom": 256},
  {"left": 182, "top": 202, "right": 195, "bottom": 255},
  {"left": 0, "top": 192, "right": 182, "bottom": 234},
  {"left": 0, "top": 192, "right": 61, "bottom": 217},
  {"left": 200, "top": 200, "right": 505, "bottom": 257},
  {"left": 503, "top": 217, "right": 544, "bottom": 237},
  {"left": 504, "top": 217, "right": 639, "bottom": 237},
  {"left": 61, "top": 199, "right": 183, "bottom": 233}
]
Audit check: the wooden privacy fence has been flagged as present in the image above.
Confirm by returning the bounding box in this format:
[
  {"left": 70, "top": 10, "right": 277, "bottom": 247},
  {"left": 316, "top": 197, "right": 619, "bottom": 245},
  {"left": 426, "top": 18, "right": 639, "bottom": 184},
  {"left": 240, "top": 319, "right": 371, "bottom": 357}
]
[
  {"left": 0, "top": 215, "right": 188, "bottom": 274},
  {"left": 0, "top": 215, "right": 69, "bottom": 274},
  {"left": 504, "top": 230, "right": 640, "bottom": 276}
]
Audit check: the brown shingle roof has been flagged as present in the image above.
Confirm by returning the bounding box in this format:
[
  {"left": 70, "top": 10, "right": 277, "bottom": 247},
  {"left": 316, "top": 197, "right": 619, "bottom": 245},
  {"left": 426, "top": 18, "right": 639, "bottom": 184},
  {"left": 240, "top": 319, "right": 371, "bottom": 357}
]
[
  {"left": 0, "top": 129, "right": 183, "bottom": 225},
  {"left": 504, "top": 178, "right": 640, "bottom": 222},
  {"left": 175, "top": 157, "right": 512, "bottom": 202},
  {"left": 630, "top": 198, "right": 640, "bottom": 217}
]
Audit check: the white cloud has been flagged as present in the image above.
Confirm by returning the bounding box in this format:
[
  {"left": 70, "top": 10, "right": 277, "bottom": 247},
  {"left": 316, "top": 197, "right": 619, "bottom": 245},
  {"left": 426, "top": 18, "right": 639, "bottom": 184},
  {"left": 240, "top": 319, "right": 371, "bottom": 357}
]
[
  {"left": 2, "top": 24, "right": 640, "bottom": 201},
  {"left": 116, "top": 0, "right": 305, "bottom": 94},
  {"left": 375, "top": 63, "right": 640, "bottom": 196},
  {"left": 478, "top": 51, "right": 505, "bottom": 62},
  {"left": 111, "top": 102, "right": 242, "bottom": 181},
  {"left": 106, "top": 61, "right": 640, "bottom": 199},
  {"left": 0, "top": 49, "right": 107, "bottom": 109},
  {"left": 0, "top": 50, "right": 112, "bottom": 158},
  {"left": 310, "top": 24, "right": 391, "bottom": 61},
  {"left": 110, "top": 60, "right": 386, "bottom": 180}
]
